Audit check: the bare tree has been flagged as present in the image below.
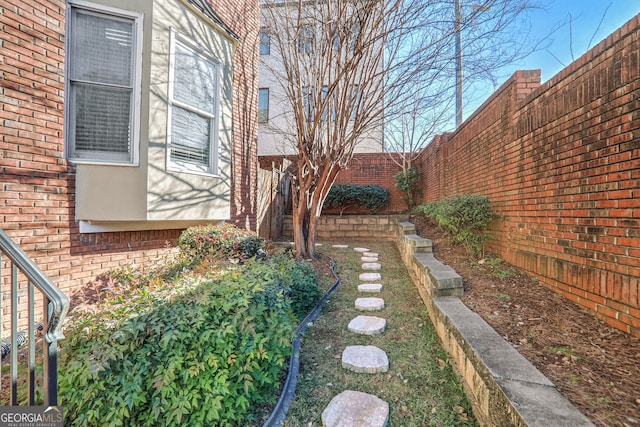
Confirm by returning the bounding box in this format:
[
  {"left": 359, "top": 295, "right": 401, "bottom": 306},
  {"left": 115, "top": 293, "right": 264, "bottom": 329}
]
[{"left": 262, "top": 0, "right": 538, "bottom": 258}]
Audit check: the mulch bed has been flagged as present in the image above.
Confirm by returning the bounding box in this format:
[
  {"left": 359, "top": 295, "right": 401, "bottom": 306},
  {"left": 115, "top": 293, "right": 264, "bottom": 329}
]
[{"left": 412, "top": 215, "right": 640, "bottom": 427}]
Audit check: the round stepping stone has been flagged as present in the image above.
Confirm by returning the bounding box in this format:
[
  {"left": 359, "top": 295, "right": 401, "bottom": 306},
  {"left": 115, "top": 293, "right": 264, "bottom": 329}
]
[
  {"left": 342, "top": 345, "right": 389, "bottom": 373},
  {"left": 332, "top": 244, "right": 349, "bottom": 248},
  {"left": 348, "top": 315, "right": 386, "bottom": 335},
  {"left": 355, "top": 297, "right": 385, "bottom": 311},
  {"left": 361, "top": 256, "right": 378, "bottom": 262},
  {"left": 353, "top": 247, "right": 370, "bottom": 252},
  {"left": 322, "top": 390, "right": 389, "bottom": 427},
  {"left": 358, "top": 283, "right": 383, "bottom": 293},
  {"left": 362, "top": 262, "right": 381, "bottom": 271},
  {"left": 359, "top": 272, "right": 381, "bottom": 281},
  {"left": 363, "top": 252, "right": 378, "bottom": 257}
]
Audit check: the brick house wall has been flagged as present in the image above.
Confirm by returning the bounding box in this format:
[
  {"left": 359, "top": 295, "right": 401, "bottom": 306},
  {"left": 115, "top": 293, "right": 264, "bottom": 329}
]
[{"left": 0, "top": 0, "right": 259, "bottom": 323}]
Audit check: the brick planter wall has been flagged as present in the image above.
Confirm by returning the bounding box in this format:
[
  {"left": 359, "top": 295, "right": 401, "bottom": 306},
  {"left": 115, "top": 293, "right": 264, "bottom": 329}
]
[{"left": 281, "top": 215, "right": 407, "bottom": 241}]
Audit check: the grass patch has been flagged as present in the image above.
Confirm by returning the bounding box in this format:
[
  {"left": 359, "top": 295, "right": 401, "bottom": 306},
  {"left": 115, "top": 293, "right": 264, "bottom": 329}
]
[{"left": 284, "top": 242, "right": 477, "bottom": 426}]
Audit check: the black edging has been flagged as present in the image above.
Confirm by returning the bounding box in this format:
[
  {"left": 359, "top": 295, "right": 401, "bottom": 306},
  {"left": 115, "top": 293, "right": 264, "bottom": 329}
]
[{"left": 262, "top": 259, "right": 341, "bottom": 427}]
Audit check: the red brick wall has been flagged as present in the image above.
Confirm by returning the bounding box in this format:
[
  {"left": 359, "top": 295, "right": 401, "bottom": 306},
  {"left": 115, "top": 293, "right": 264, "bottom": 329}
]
[
  {"left": 416, "top": 15, "right": 640, "bottom": 335},
  {"left": 0, "top": 0, "right": 258, "bottom": 328},
  {"left": 259, "top": 153, "right": 407, "bottom": 214},
  {"left": 220, "top": 0, "right": 260, "bottom": 230}
]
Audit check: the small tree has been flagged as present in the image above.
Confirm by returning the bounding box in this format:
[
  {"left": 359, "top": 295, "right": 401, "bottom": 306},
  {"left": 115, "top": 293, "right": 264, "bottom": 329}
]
[{"left": 262, "top": 0, "right": 538, "bottom": 258}]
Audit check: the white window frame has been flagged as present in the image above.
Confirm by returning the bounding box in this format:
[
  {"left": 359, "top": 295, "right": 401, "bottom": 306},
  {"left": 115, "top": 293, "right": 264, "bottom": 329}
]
[
  {"left": 166, "top": 30, "right": 222, "bottom": 176},
  {"left": 64, "top": 0, "right": 143, "bottom": 166}
]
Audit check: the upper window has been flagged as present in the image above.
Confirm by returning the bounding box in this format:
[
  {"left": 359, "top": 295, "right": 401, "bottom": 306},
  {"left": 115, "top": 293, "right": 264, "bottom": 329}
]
[
  {"left": 258, "top": 88, "right": 269, "bottom": 123},
  {"left": 298, "top": 25, "right": 314, "bottom": 54},
  {"left": 259, "top": 29, "right": 270, "bottom": 55},
  {"left": 168, "top": 32, "right": 220, "bottom": 175},
  {"left": 66, "top": 3, "right": 142, "bottom": 164}
]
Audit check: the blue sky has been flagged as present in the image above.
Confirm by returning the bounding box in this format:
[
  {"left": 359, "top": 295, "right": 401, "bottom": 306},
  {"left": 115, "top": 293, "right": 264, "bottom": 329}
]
[
  {"left": 464, "top": 0, "right": 639, "bottom": 118},
  {"left": 515, "top": 0, "right": 639, "bottom": 81}
]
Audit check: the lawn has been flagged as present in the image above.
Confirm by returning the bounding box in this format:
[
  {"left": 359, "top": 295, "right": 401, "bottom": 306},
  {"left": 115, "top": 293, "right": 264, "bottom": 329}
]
[{"left": 284, "top": 241, "right": 477, "bottom": 426}]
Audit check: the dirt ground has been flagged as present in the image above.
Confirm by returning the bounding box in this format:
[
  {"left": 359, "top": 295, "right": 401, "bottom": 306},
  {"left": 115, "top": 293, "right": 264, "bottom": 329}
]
[{"left": 411, "top": 215, "right": 640, "bottom": 427}]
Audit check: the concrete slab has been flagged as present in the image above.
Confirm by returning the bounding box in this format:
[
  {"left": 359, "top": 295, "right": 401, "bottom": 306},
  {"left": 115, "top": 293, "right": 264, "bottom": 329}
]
[
  {"left": 359, "top": 272, "right": 382, "bottom": 281},
  {"left": 322, "top": 390, "right": 389, "bottom": 427},
  {"left": 362, "top": 262, "right": 382, "bottom": 271},
  {"left": 332, "top": 244, "right": 349, "bottom": 249},
  {"left": 342, "top": 345, "right": 389, "bottom": 373},
  {"left": 363, "top": 252, "right": 378, "bottom": 257},
  {"left": 358, "top": 283, "right": 383, "bottom": 293},
  {"left": 348, "top": 315, "right": 386, "bottom": 335},
  {"left": 361, "top": 256, "right": 378, "bottom": 262},
  {"left": 354, "top": 247, "right": 370, "bottom": 252},
  {"left": 355, "top": 297, "right": 385, "bottom": 311}
]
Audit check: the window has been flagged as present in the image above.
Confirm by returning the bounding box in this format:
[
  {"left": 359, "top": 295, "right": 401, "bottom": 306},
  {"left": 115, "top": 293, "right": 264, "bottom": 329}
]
[
  {"left": 350, "top": 85, "right": 361, "bottom": 121},
  {"left": 168, "top": 32, "right": 220, "bottom": 175},
  {"left": 259, "top": 29, "right": 270, "bottom": 55},
  {"left": 298, "top": 25, "right": 314, "bottom": 54},
  {"left": 258, "top": 88, "right": 269, "bottom": 123},
  {"left": 302, "top": 86, "right": 315, "bottom": 121},
  {"left": 66, "top": 3, "right": 142, "bottom": 164}
]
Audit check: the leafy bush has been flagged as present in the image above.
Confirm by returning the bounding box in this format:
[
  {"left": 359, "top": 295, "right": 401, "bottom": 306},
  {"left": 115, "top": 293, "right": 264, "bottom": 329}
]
[
  {"left": 60, "top": 256, "right": 319, "bottom": 426},
  {"left": 414, "top": 194, "right": 493, "bottom": 258},
  {"left": 60, "top": 247, "right": 323, "bottom": 427},
  {"left": 323, "top": 184, "right": 390, "bottom": 213},
  {"left": 393, "top": 167, "right": 420, "bottom": 209},
  {"left": 261, "top": 252, "right": 321, "bottom": 319},
  {"left": 177, "top": 223, "right": 264, "bottom": 265}
]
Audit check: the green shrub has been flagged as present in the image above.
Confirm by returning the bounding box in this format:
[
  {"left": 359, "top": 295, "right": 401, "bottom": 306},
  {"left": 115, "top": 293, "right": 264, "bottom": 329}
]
[
  {"left": 59, "top": 253, "right": 321, "bottom": 426},
  {"left": 261, "top": 253, "right": 321, "bottom": 320},
  {"left": 323, "top": 184, "right": 390, "bottom": 213},
  {"left": 177, "top": 223, "right": 264, "bottom": 265},
  {"left": 393, "top": 167, "right": 420, "bottom": 209},
  {"left": 414, "top": 194, "right": 493, "bottom": 258},
  {"left": 60, "top": 266, "right": 295, "bottom": 425}
]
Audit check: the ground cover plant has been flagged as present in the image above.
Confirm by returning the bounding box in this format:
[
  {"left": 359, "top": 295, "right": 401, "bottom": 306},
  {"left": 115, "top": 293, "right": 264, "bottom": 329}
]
[
  {"left": 284, "top": 242, "right": 477, "bottom": 426},
  {"left": 412, "top": 216, "right": 640, "bottom": 426},
  {"left": 58, "top": 225, "right": 322, "bottom": 426}
]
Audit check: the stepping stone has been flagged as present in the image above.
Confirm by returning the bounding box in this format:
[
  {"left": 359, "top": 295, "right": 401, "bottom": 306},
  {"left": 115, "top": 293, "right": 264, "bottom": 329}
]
[
  {"left": 354, "top": 247, "right": 370, "bottom": 252},
  {"left": 348, "top": 315, "right": 386, "bottom": 335},
  {"left": 362, "top": 262, "right": 381, "bottom": 271},
  {"left": 342, "top": 345, "right": 389, "bottom": 373},
  {"left": 361, "top": 256, "right": 378, "bottom": 262},
  {"left": 332, "top": 244, "right": 349, "bottom": 248},
  {"left": 358, "top": 283, "right": 383, "bottom": 293},
  {"left": 355, "top": 297, "right": 385, "bottom": 311},
  {"left": 322, "top": 390, "right": 389, "bottom": 427},
  {"left": 359, "top": 272, "right": 381, "bottom": 281},
  {"left": 363, "top": 252, "right": 378, "bottom": 257}
]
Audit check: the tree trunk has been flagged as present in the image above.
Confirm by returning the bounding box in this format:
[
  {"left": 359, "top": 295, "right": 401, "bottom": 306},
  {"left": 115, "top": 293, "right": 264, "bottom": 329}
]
[{"left": 292, "top": 192, "right": 313, "bottom": 259}]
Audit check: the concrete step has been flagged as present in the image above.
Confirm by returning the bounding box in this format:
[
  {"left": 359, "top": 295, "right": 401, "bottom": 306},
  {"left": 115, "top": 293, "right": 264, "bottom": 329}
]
[
  {"left": 359, "top": 272, "right": 382, "bottom": 281},
  {"left": 322, "top": 390, "right": 389, "bottom": 427},
  {"left": 355, "top": 297, "right": 385, "bottom": 311},
  {"left": 342, "top": 345, "right": 389, "bottom": 373},
  {"left": 348, "top": 315, "right": 386, "bottom": 335},
  {"left": 358, "top": 283, "right": 383, "bottom": 293}
]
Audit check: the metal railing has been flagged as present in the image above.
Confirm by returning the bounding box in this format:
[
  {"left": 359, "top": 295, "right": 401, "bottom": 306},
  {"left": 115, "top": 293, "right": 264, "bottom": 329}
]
[{"left": 0, "top": 229, "right": 69, "bottom": 406}]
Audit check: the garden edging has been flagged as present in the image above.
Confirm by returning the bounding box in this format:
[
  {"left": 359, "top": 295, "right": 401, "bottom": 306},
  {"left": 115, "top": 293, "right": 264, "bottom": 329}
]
[{"left": 395, "top": 221, "right": 594, "bottom": 427}]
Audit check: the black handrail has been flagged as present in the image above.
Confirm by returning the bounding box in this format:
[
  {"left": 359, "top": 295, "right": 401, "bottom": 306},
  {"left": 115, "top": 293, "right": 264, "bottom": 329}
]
[{"left": 0, "top": 228, "right": 69, "bottom": 406}]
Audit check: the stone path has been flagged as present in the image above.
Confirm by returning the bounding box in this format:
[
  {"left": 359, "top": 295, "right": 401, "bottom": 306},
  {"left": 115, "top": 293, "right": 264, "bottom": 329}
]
[{"left": 322, "top": 245, "right": 390, "bottom": 427}]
